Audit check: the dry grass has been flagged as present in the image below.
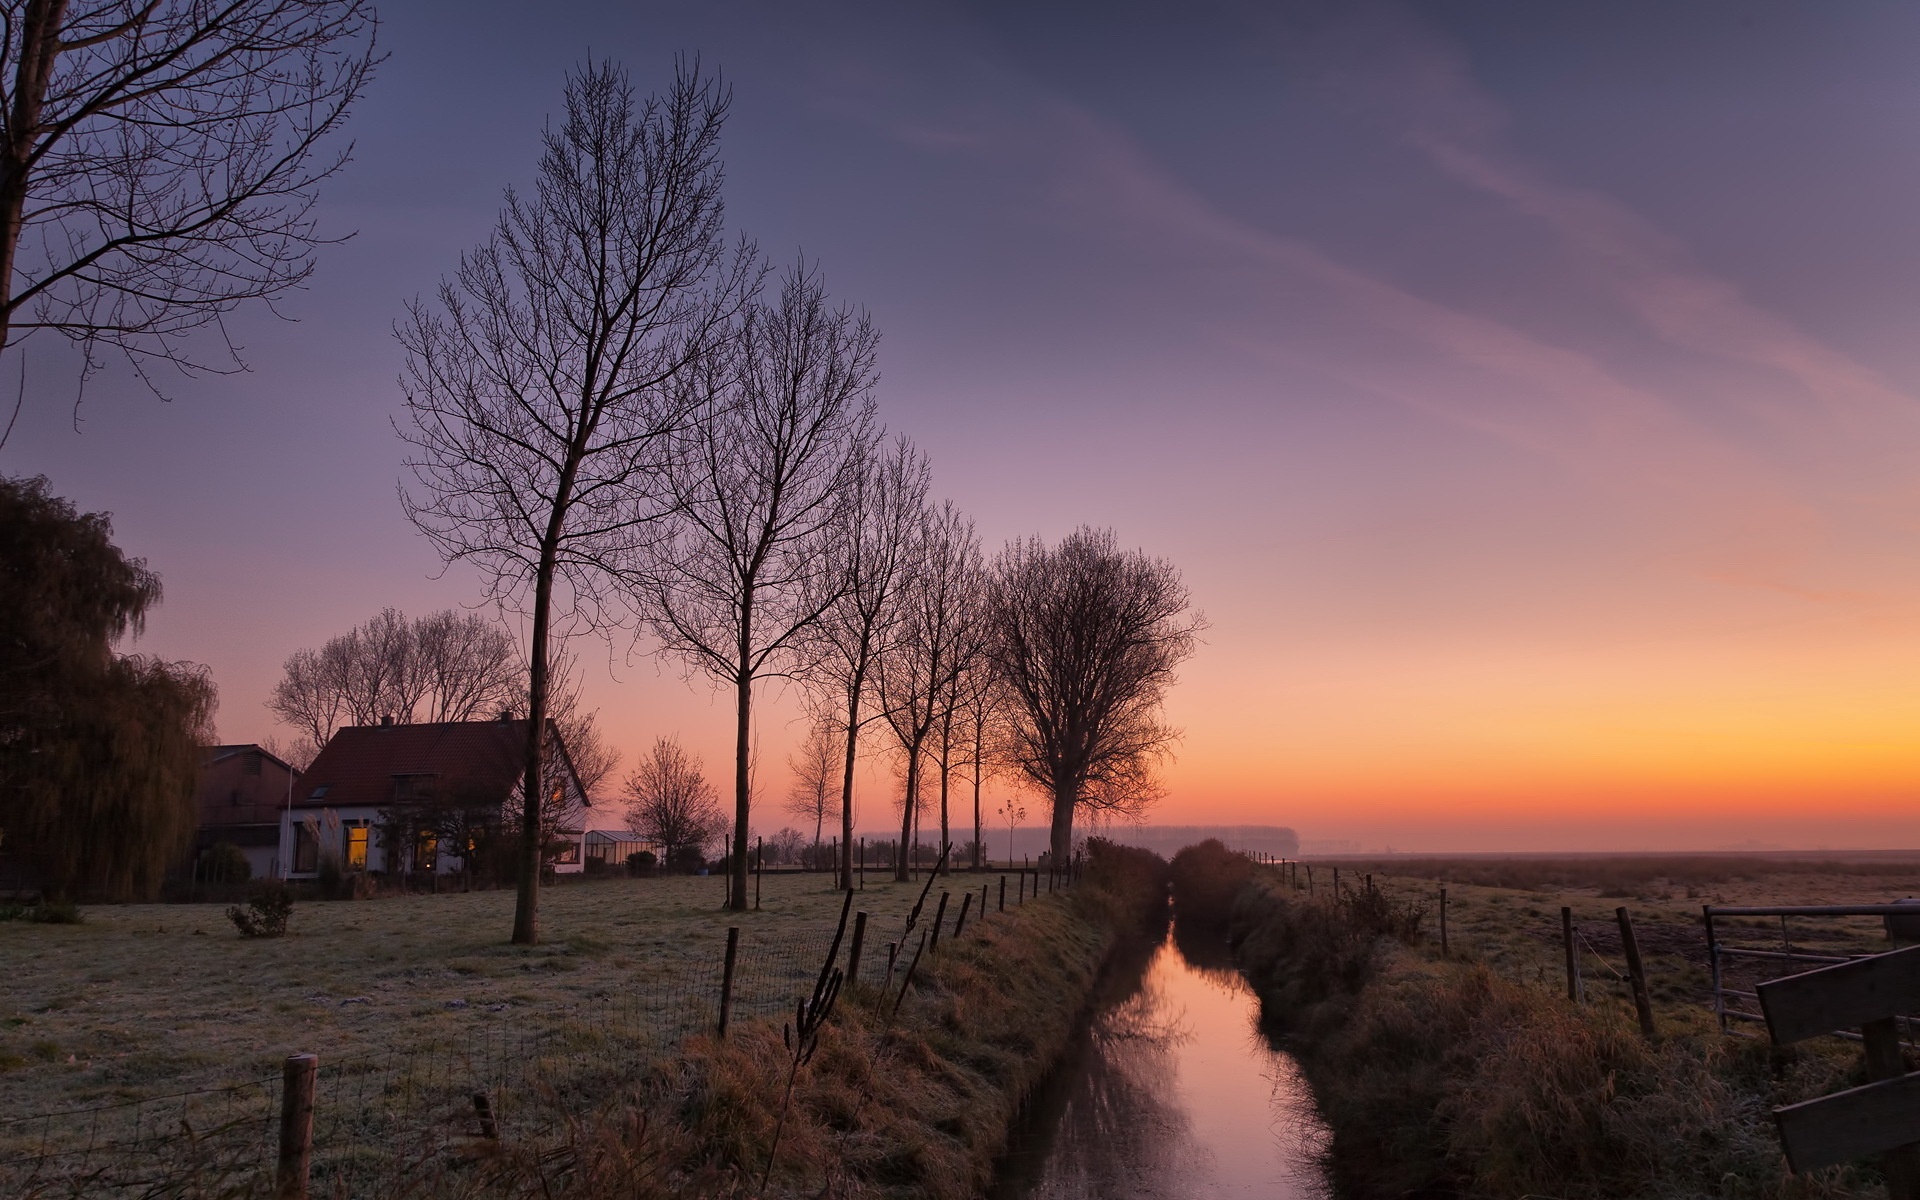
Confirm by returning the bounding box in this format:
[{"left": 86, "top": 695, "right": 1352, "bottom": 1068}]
[
  {"left": 0, "top": 873, "right": 983, "bottom": 1162},
  {"left": 0, "top": 864, "right": 1136, "bottom": 1197},
  {"left": 1195, "top": 859, "right": 1918, "bottom": 1200}
]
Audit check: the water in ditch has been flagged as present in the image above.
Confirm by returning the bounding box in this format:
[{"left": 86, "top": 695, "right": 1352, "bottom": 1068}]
[{"left": 992, "top": 919, "right": 1332, "bottom": 1199}]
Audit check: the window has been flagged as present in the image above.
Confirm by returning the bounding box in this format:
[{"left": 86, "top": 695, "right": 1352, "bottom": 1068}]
[
  {"left": 344, "top": 826, "right": 368, "bottom": 870},
  {"left": 294, "top": 823, "right": 319, "bottom": 873},
  {"left": 309, "top": 785, "right": 329, "bottom": 800},
  {"left": 393, "top": 774, "right": 437, "bottom": 803},
  {"left": 243, "top": 749, "right": 262, "bottom": 776},
  {"left": 552, "top": 838, "right": 580, "bottom": 865},
  {"left": 414, "top": 831, "right": 438, "bottom": 873}
]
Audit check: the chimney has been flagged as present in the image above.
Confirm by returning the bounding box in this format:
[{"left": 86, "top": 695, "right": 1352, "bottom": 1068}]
[
  {"left": 498, "top": 710, "right": 515, "bottom": 722},
  {"left": 379, "top": 715, "right": 394, "bottom": 727}
]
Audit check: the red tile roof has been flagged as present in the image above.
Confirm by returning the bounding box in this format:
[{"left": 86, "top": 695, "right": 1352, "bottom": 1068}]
[{"left": 295, "top": 719, "right": 580, "bottom": 812}]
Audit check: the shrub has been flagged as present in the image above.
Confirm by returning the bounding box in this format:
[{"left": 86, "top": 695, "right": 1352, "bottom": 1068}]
[
  {"left": 32, "top": 897, "right": 83, "bottom": 924},
  {"left": 627, "top": 849, "right": 657, "bottom": 876},
  {"left": 0, "top": 898, "right": 82, "bottom": 923},
  {"left": 582, "top": 855, "right": 609, "bottom": 876},
  {"left": 1169, "top": 838, "right": 1253, "bottom": 925},
  {"left": 227, "top": 881, "right": 293, "bottom": 938},
  {"left": 201, "top": 841, "right": 252, "bottom": 884}
]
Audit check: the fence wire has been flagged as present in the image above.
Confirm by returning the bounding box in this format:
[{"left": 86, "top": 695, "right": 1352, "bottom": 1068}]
[{"left": 0, "top": 917, "right": 859, "bottom": 1197}]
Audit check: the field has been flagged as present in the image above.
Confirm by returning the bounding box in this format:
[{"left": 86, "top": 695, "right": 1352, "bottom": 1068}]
[
  {"left": 0, "top": 868, "right": 1034, "bottom": 1184},
  {"left": 1209, "top": 853, "right": 1920, "bottom": 1199},
  {"left": 1305, "top": 855, "right": 1920, "bottom": 1032}
]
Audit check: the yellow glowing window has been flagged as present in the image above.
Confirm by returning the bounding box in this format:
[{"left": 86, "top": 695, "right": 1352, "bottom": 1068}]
[
  {"left": 414, "top": 833, "right": 438, "bottom": 873},
  {"left": 344, "top": 827, "right": 368, "bottom": 870}
]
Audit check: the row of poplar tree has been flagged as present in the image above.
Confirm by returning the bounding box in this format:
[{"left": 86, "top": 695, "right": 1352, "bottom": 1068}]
[{"left": 390, "top": 59, "right": 1203, "bottom": 941}]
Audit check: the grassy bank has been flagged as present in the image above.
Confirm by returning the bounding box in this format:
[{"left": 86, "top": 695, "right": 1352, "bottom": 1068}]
[
  {"left": 5, "top": 846, "right": 1167, "bottom": 1197},
  {"left": 1170, "top": 841, "right": 1879, "bottom": 1200},
  {"left": 649, "top": 840, "right": 1169, "bottom": 1198}
]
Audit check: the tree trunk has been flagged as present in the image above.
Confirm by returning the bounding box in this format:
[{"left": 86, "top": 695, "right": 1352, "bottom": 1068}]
[
  {"left": 938, "top": 751, "right": 950, "bottom": 875},
  {"left": 730, "top": 661, "right": 751, "bottom": 912},
  {"left": 1049, "top": 781, "right": 1074, "bottom": 868},
  {"left": 512, "top": 550, "right": 555, "bottom": 945},
  {"left": 896, "top": 742, "right": 919, "bottom": 882},
  {"left": 837, "top": 678, "right": 861, "bottom": 890},
  {"left": 972, "top": 725, "right": 983, "bottom": 870},
  {"left": 0, "top": 0, "right": 65, "bottom": 355}
]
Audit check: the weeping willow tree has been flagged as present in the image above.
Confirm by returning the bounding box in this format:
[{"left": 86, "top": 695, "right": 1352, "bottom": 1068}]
[{"left": 0, "top": 476, "right": 215, "bottom": 900}]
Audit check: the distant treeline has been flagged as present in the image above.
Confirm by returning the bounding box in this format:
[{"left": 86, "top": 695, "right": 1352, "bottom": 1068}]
[{"left": 844, "top": 824, "right": 1299, "bottom": 864}]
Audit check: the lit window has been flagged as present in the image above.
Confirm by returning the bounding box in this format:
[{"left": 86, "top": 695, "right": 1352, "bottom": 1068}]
[
  {"left": 414, "top": 832, "right": 438, "bottom": 873},
  {"left": 345, "top": 827, "right": 368, "bottom": 870}
]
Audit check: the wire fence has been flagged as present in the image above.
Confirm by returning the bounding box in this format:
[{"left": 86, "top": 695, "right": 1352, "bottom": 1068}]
[
  {"left": 0, "top": 919, "right": 833, "bottom": 1196},
  {"left": 1249, "top": 856, "right": 1920, "bottom": 1045},
  {"left": 0, "top": 869, "right": 1080, "bottom": 1197}
]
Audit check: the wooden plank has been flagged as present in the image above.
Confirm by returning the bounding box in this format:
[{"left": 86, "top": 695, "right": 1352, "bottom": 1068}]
[
  {"left": 1775, "top": 1072, "right": 1920, "bottom": 1171},
  {"left": 1758, "top": 944, "right": 1920, "bottom": 1045}
]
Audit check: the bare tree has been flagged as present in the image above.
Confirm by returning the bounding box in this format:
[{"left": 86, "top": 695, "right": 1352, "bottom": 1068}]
[
  {"left": 953, "top": 655, "right": 1002, "bottom": 869},
  {"left": 785, "top": 716, "right": 839, "bottom": 857},
  {"left": 0, "top": 0, "right": 379, "bottom": 441},
  {"left": 266, "top": 607, "right": 521, "bottom": 761},
  {"left": 413, "top": 609, "right": 520, "bottom": 722},
  {"left": 875, "top": 500, "right": 980, "bottom": 881},
  {"left": 802, "top": 434, "right": 926, "bottom": 888},
  {"left": 398, "top": 59, "right": 744, "bottom": 944},
  {"left": 986, "top": 527, "right": 1204, "bottom": 864},
  {"left": 640, "top": 262, "right": 876, "bottom": 912},
  {"left": 622, "top": 734, "right": 723, "bottom": 871}
]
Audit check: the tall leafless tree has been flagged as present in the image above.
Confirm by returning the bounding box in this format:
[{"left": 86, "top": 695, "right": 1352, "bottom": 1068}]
[
  {"left": 784, "top": 715, "right": 839, "bottom": 858},
  {"left": 986, "top": 527, "right": 1204, "bottom": 864},
  {"left": 802, "top": 434, "right": 927, "bottom": 888},
  {"left": 953, "top": 652, "right": 1002, "bottom": 869},
  {"left": 266, "top": 607, "right": 518, "bottom": 758},
  {"left": 640, "top": 263, "right": 876, "bottom": 912},
  {"left": 622, "top": 734, "right": 723, "bottom": 870},
  {"left": 398, "top": 59, "right": 746, "bottom": 943},
  {"left": 0, "top": 0, "right": 379, "bottom": 443},
  {"left": 875, "top": 500, "right": 980, "bottom": 881}
]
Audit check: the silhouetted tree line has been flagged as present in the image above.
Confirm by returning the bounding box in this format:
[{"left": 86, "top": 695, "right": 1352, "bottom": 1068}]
[{"left": 388, "top": 57, "right": 1204, "bottom": 938}]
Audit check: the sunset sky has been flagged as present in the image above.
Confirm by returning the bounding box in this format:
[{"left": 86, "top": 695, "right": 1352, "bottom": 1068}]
[{"left": 10, "top": 1, "right": 1920, "bottom": 851}]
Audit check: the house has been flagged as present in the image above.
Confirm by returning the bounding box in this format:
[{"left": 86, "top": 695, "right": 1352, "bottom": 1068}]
[
  {"left": 194, "top": 744, "right": 302, "bottom": 879},
  {"left": 277, "top": 716, "right": 590, "bottom": 881}
]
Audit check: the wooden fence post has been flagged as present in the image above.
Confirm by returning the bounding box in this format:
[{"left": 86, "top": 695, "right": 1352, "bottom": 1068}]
[
  {"left": 930, "top": 891, "right": 950, "bottom": 951},
  {"left": 1562, "top": 906, "right": 1579, "bottom": 1002},
  {"left": 982, "top": 882, "right": 989, "bottom": 917},
  {"left": 719, "top": 927, "right": 740, "bottom": 1037},
  {"left": 953, "top": 892, "right": 973, "bottom": 939},
  {"left": 1616, "top": 906, "right": 1656, "bottom": 1040},
  {"left": 848, "top": 911, "right": 868, "bottom": 985},
  {"left": 472, "top": 1092, "right": 499, "bottom": 1140},
  {"left": 277, "top": 1053, "right": 317, "bottom": 1200},
  {"left": 884, "top": 941, "right": 899, "bottom": 990},
  {"left": 754, "top": 837, "right": 762, "bottom": 910},
  {"left": 1440, "top": 887, "right": 1449, "bottom": 956},
  {"left": 999, "top": 875, "right": 1006, "bottom": 912}
]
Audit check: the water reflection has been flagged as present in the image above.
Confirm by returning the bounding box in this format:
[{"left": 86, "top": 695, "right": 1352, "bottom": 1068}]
[{"left": 995, "top": 922, "right": 1331, "bottom": 1199}]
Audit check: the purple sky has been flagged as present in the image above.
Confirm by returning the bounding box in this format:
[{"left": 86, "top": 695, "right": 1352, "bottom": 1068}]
[{"left": 11, "top": 1, "right": 1920, "bottom": 851}]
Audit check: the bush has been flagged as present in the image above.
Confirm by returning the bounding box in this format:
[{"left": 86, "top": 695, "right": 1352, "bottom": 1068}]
[
  {"left": 667, "top": 845, "right": 706, "bottom": 874},
  {"left": 0, "top": 898, "right": 83, "bottom": 923},
  {"left": 626, "top": 850, "right": 657, "bottom": 876},
  {"left": 582, "top": 855, "right": 609, "bottom": 876},
  {"left": 227, "top": 881, "right": 294, "bottom": 938},
  {"left": 200, "top": 841, "right": 251, "bottom": 884},
  {"left": 1169, "top": 838, "right": 1253, "bottom": 925}
]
